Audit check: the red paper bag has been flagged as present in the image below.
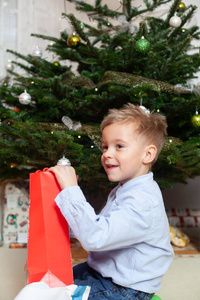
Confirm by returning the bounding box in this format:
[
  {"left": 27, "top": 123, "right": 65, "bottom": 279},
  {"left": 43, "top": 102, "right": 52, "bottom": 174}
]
[{"left": 27, "top": 169, "right": 73, "bottom": 287}]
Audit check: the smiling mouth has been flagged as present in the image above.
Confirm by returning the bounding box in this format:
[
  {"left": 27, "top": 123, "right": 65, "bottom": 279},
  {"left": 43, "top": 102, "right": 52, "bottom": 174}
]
[{"left": 106, "top": 164, "right": 119, "bottom": 169}]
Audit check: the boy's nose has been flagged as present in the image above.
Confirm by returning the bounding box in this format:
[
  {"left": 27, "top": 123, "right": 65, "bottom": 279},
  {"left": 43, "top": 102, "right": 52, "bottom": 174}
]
[{"left": 103, "top": 148, "right": 113, "bottom": 158}]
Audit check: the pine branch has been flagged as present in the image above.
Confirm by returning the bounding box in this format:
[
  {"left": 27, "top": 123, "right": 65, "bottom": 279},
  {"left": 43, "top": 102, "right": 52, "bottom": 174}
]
[
  {"left": 126, "top": 0, "right": 171, "bottom": 20},
  {"left": 180, "top": 5, "right": 198, "bottom": 30},
  {"left": 162, "top": 0, "right": 181, "bottom": 27},
  {"left": 160, "top": 35, "right": 192, "bottom": 78},
  {"left": 63, "top": 13, "right": 99, "bottom": 58},
  {"left": 83, "top": 21, "right": 109, "bottom": 36},
  {"left": 31, "top": 33, "right": 64, "bottom": 44},
  {"left": 66, "top": 0, "right": 121, "bottom": 18},
  {"left": 7, "top": 49, "right": 33, "bottom": 66}
]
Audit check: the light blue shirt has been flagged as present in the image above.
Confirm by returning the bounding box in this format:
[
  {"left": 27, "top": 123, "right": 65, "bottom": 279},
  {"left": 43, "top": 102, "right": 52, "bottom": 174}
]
[{"left": 55, "top": 172, "right": 173, "bottom": 293}]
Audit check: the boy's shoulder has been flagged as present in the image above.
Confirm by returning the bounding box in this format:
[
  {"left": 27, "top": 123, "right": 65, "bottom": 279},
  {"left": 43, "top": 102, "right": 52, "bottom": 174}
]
[
  {"left": 113, "top": 174, "right": 162, "bottom": 207},
  {"left": 118, "top": 172, "right": 158, "bottom": 194}
]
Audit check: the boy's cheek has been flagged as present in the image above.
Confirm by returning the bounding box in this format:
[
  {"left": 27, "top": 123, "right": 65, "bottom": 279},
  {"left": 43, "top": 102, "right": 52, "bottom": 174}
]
[{"left": 101, "top": 157, "right": 106, "bottom": 170}]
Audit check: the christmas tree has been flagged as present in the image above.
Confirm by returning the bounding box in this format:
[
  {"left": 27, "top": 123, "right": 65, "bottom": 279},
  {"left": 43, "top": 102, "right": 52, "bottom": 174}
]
[{"left": 0, "top": 0, "right": 200, "bottom": 207}]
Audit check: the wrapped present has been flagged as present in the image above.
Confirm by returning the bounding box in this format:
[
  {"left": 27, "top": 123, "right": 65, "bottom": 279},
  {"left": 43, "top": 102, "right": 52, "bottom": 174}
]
[
  {"left": 169, "top": 224, "right": 190, "bottom": 247},
  {"left": 167, "top": 207, "right": 200, "bottom": 228},
  {"left": 2, "top": 182, "right": 29, "bottom": 244},
  {"left": 0, "top": 182, "right": 4, "bottom": 244}
]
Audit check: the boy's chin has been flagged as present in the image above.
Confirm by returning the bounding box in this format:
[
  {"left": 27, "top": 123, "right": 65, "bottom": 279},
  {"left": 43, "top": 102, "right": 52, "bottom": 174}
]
[
  {"left": 107, "top": 175, "right": 120, "bottom": 183},
  {"left": 107, "top": 175, "right": 131, "bottom": 184}
]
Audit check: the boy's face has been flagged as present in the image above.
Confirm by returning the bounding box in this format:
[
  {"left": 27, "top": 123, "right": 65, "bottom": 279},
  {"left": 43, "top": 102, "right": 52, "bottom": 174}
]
[{"left": 101, "top": 122, "right": 150, "bottom": 184}]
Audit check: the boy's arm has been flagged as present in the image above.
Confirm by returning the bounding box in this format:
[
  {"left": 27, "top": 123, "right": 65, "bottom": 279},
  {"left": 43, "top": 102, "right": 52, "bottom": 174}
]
[{"left": 55, "top": 185, "right": 154, "bottom": 252}]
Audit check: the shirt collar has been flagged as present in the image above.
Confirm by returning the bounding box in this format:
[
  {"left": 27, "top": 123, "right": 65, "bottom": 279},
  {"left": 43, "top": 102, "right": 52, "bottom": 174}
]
[{"left": 116, "top": 172, "right": 153, "bottom": 194}]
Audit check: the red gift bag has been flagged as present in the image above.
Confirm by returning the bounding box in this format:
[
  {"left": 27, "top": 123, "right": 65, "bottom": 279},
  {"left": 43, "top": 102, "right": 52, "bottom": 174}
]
[{"left": 27, "top": 169, "right": 73, "bottom": 287}]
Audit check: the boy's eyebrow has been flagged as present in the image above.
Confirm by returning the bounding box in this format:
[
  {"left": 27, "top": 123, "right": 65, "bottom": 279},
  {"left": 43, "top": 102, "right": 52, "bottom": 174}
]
[{"left": 101, "top": 138, "right": 128, "bottom": 144}]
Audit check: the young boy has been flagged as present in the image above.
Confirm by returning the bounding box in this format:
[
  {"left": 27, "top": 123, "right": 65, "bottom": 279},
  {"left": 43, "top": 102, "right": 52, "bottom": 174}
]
[{"left": 49, "top": 103, "right": 174, "bottom": 300}]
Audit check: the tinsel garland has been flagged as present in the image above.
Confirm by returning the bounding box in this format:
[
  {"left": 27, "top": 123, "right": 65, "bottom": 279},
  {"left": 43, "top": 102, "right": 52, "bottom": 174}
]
[
  {"left": 98, "top": 71, "right": 191, "bottom": 94},
  {"left": 62, "top": 70, "right": 191, "bottom": 94}
]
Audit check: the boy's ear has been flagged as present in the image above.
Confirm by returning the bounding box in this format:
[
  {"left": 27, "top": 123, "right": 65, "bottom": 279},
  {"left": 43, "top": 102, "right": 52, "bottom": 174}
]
[{"left": 143, "top": 145, "right": 157, "bottom": 164}]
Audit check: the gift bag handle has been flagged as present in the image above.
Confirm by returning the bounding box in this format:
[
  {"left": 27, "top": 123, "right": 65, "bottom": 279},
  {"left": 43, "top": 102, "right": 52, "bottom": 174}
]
[{"left": 35, "top": 168, "right": 49, "bottom": 174}]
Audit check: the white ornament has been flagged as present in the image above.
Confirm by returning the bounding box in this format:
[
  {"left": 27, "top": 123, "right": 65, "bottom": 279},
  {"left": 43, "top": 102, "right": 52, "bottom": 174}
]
[
  {"left": 62, "top": 116, "right": 82, "bottom": 131},
  {"left": 140, "top": 105, "right": 150, "bottom": 115},
  {"left": 169, "top": 15, "right": 182, "bottom": 28},
  {"left": 57, "top": 155, "right": 71, "bottom": 166},
  {"left": 32, "top": 46, "right": 42, "bottom": 58},
  {"left": 117, "top": 15, "right": 137, "bottom": 34},
  {"left": 5, "top": 59, "right": 14, "bottom": 71},
  {"left": 176, "top": 83, "right": 200, "bottom": 96},
  {"left": 19, "top": 90, "right": 31, "bottom": 105}
]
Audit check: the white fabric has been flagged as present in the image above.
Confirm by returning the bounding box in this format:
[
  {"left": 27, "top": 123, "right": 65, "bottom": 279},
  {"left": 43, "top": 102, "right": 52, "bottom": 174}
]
[{"left": 14, "top": 282, "right": 90, "bottom": 300}]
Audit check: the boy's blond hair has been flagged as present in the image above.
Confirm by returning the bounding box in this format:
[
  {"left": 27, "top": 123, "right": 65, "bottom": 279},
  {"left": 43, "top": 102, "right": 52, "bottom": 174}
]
[{"left": 100, "top": 103, "right": 167, "bottom": 163}]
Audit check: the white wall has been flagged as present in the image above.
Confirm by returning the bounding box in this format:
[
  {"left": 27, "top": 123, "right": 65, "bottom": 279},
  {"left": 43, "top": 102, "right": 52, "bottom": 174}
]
[
  {"left": 0, "top": 0, "right": 67, "bottom": 77},
  {"left": 163, "top": 177, "right": 200, "bottom": 208}
]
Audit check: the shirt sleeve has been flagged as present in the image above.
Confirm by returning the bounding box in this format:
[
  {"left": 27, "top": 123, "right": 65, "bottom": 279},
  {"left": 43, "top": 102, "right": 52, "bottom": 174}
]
[{"left": 55, "top": 185, "right": 153, "bottom": 252}]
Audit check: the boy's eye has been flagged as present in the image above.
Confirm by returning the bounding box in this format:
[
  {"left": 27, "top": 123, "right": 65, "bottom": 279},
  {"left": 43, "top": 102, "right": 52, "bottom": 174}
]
[
  {"left": 102, "top": 145, "right": 108, "bottom": 152},
  {"left": 116, "top": 144, "right": 123, "bottom": 149}
]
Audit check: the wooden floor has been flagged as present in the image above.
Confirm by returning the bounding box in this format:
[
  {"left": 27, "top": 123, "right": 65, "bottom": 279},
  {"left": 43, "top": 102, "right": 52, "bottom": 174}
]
[
  {"left": 173, "top": 239, "right": 200, "bottom": 257},
  {"left": 70, "top": 238, "right": 200, "bottom": 262},
  {"left": 70, "top": 238, "right": 88, "bottom": 266}
]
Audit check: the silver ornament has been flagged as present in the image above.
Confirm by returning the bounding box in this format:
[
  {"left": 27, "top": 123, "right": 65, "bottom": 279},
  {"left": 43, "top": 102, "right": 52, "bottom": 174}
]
[
  {"left": 169, "top": 15, "right": 182, "bottom": 28},
  {"left": 117, "top": 15, "right": 137, "bottom": 34},
  {"left": 62, "top": 116, "right": 82, "bottom": 131},
  {"left": 5, "top": 59, "right": 14, "bottom": 71},
  {"left": 57, "top": 155, "right": 71, "bottom": 166},
  {"left": 140, "top": 105, "right": 150, "bottom": 115},
  {"left": 19, "top": 90, "right": 31, "bottom": 105},
  {"left": 32, "top": 46, "right": 42, "bottom": 57}
]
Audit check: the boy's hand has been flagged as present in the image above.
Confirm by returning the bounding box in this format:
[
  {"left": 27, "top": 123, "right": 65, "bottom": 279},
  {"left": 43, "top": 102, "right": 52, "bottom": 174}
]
[{"left": 48, "top": 165, "right": 78, "bottom": 189}]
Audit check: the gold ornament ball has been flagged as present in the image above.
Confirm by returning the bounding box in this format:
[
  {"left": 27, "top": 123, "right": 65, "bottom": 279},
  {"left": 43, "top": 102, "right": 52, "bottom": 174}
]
[
  {"left": 67, "top": 35, "right": 80, "bottom": 48},
  {"left": 191, "top": 114, "right": 200, "bottom": 127},
  {"left": 178, "top": 2, "right": 186, "bottom": 11}
]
